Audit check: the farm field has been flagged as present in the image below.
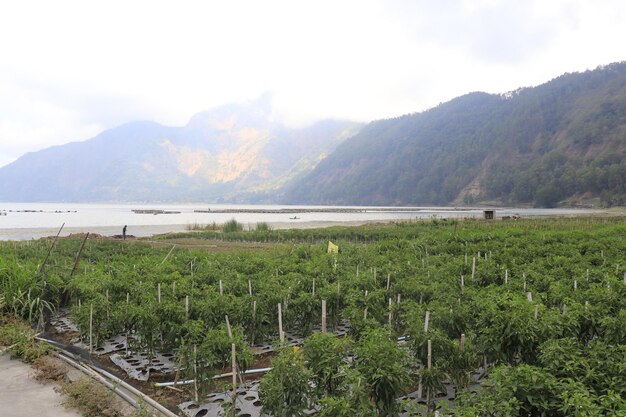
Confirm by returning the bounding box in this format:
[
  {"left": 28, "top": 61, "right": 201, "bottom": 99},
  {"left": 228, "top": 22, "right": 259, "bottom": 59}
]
[{"left": 1, "top": 217, "right": 625, "bottom": 416}]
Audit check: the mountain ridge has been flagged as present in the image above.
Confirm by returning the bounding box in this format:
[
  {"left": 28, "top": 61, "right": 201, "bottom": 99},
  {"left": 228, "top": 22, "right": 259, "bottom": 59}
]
[
  {"left": 282, "top": 62, "right": 626, "bottom": 207},
  {"left": 0, "top": 97, "right": 361, "bottom": 202}
]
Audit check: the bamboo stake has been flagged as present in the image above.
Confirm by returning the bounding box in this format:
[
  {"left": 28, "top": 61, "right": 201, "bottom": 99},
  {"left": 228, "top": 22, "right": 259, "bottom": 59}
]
[
  {"left": 193, "top": 345, "right": 199, "bottom": 403},
  {"left": 39, "top": 222, "right": 64, "bottom": 274},
  {"left": 248, "top": 280, "right": 252, "bottom": 297},
  {"left": 471, "top": 257, "right": 476, "bottom": 280},
  {"left": 504, "top": 269, "right": 508, "bottom": 285},
  {"left": 388, "top": 298, "right": 393, "bottom": 326},
  {"left": 534, "top": 304, "right": 539, "bottom": 320},
  {"left": 225, "top": 315, "right": 232, "bottom": 340},
  {"left": 278, "top": 303, "right": 284, "bottom": 344},
  {"left": 160, "top": 245, "right": 176, "bottom": 265},
  {"left": 89, "top": 304, "right": 93, "bottom": 354},
  {"left": 185, "top": 296, "right": 190, "bottom": 319},
  {"left": 219, "top": 280, "right": 223, "bottom": 296},
  {"left": 70, "top": 233, "right": 89, "bottom": 277},
  {"left": 158, "top": 283, "right": 161, "bottom": 303},
  {"left": 526, "top": 292, "right": 533, "bottom": 302},
  {"left": 427, "top": 339, "right": 432, "bottom": 369},
  {"left": 231, "top": 343, "right": 237, "bottom": 401},
  {"left": 321, "top": 300, "right": 327, "bottom": 332},
  {"left": 312, "top": 279, "right": 315, "bottom": 297},
  {"left": 424, "top": 311, "right": 430, "bottom": 333},
  {"left": 460, "top": 334, "right": 465, "bottom": 352},
  {"left": 386, "top": 274, "right": 391, "bottom": 291}
]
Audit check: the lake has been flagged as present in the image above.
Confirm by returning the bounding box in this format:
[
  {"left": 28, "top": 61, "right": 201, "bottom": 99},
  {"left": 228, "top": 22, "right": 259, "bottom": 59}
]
[{"left": 0, "top": 202, "right": 606, "bottom": 240}]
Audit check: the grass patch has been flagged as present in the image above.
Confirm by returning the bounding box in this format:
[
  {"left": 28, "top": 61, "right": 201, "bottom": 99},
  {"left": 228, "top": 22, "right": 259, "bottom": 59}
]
[
  {"left": 32, "top": 355, "right": 67, "bottom": 382},
  {"left": 58, "top": 376, "right": 121, "bottom": 417},
  {"left": 255, "top": 222, "right": 272, "bottom": 231},
  {"left": 223, "top": 218, "right": 243, "bottom": 233},
  {"left": 0, "top": 319, "right": 49, "bottom": 362}
]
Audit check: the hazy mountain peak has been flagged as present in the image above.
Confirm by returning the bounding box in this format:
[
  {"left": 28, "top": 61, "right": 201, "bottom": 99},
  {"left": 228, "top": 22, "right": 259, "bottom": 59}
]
[{"left": 0, "top": 94, "right": 361, "bottom": 202}]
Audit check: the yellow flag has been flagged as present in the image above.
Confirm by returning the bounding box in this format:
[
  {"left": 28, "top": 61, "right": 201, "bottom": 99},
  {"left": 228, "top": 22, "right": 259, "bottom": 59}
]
[{"left": 327, "top": 241, "right": 339, "bottom": 254}]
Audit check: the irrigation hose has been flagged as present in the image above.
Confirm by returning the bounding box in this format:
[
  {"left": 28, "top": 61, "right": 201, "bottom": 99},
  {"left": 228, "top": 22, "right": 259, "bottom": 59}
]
[{"left": 36, "top": 336, "right": 179, "bottom": 417}]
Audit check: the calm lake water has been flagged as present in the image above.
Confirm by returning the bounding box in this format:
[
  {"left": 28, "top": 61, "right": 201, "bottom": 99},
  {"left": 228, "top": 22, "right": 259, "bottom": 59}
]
[{"left": 0, "top": 202, "right": 605, "bottom": 241}]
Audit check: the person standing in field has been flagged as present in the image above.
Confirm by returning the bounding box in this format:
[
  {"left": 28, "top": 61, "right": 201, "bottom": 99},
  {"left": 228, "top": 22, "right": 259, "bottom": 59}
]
[{"left": 123, "top": 225, "right": 127, "bottom": 240}]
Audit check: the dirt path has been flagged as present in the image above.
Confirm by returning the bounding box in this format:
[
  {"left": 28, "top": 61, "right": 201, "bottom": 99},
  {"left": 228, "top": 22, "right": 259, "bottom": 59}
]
[{"left": 0, "top": 354, "right": 81, "bottom": 417}]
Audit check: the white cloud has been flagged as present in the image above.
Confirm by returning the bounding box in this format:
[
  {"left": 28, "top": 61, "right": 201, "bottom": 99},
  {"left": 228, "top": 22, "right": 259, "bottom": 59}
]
[{"left": 1, "top": 0, "right": 625, "bottom": 166}]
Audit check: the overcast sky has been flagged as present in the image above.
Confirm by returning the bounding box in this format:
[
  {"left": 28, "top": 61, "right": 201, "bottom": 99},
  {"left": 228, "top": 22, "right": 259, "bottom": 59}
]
[{"left": 1, "top": 0, "right": 625, "bottom": 167}]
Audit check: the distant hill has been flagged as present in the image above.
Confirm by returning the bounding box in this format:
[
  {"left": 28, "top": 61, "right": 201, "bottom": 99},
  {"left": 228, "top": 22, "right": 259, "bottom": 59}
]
[
  {"left": 283, "top": 62, "right": 626, "bottom": 207},
  {"left": 0, "top": 96, "right": 361, "bottom": 202}
]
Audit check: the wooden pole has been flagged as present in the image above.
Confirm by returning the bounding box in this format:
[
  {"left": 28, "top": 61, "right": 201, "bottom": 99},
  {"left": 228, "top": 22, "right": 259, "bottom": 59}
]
[
  {"left": 219, "top": 280, "right": 223, "bottom": 296},
  {"left": 248, "top": 280, "right": 252, "bottom": 297},
  {"left": 427, "top": 339, "right": 432, "bottom": 369},
  {"left": 158, "top": 283, "right": 161, "bottom": 303},
  {"left": 321, "top": 300, "right": 327, "bottom": 332},
  {"left": 460, "top": 334, "right": 465, "bottom": 352},
  {"left": 70, "top": 233, "right": 89, "bottom": 277},
  {"left": 504, "top": 269, "right": 508, "bottom": 285},
  {"left": 89, "top": 303, "right": 93, "bottom": 354},
  {"left": 312, "top": 279, "right": 315, "bottom": 297},
  {"left": 424, "top": 311, "right": 430, "bottom": 333},
  {"left": 526, "top": 292, "right": 533, "bottom": 302},
  {"left": 193, "top": 345, "right": 199, "bottom": 403},
  {"left": 185, "top": 295, "right": 190, "bottom": 319},
  {"left": 231, "top": 343, "right": 237, "bottom": 398},
  {"left": 39, "top": 222, "right": 64, "bottom": 274},
  {"left": 388, "top": 298, "right": 393, "bottom": 326},
  {"left": 225, "top": 315, "right": 232, "bottom": 340},
  {"left": 534, "top": 304, "right": 539, "bottom": 320},
  {"left": 278, "top": 303, "right": 284, "bottom": 344},
  {"left": 173, "top": 281, "right": 176, "bottom": 296},
  {"left": 471, "top": 257, "right": 476, "bottom": 280}
]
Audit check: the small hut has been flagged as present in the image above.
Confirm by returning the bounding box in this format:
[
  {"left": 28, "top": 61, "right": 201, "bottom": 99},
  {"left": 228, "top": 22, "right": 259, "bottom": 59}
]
[{"left": 483, "top": 209, "right": 495, "bottom": 220}]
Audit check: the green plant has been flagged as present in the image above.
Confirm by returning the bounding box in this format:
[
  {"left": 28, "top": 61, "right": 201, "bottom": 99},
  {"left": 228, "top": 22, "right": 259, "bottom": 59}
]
[
  {"left": 0, "top": 321, "right": 49, "bottom": 362},
  {"left": 223, "top": 219, "right": 243, "bottom": 233},
  {"left": 260, "top": 347, "right": 313, "bottom": 416},
  {"left": 58, "top": 376, "right": 121, "bottom": 417}
]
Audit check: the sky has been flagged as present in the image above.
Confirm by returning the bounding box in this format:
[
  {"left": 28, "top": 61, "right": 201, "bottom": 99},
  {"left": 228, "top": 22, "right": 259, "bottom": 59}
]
[{"left": 1, "top": 0, "right": 625, "bottom": 168}]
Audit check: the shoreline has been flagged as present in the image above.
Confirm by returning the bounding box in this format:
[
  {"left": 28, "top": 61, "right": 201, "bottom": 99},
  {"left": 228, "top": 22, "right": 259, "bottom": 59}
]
[
  {"left": 1, "top": 208, "right": 623, "bottom": 241},
  {"left": 0, "top": 220, "right": 379, "bottom": 241}
]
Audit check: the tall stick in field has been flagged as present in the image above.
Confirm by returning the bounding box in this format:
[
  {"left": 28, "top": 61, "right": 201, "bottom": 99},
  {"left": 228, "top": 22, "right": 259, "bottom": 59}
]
[
  {"left": 39, "top": 222, "right": 64, "bottom": 274},
  {"left": 278, "top": 303, "right": 284, "bottom": 344},
  {"left": 70, "top": 233, "right": 89, "bottom": 277}
]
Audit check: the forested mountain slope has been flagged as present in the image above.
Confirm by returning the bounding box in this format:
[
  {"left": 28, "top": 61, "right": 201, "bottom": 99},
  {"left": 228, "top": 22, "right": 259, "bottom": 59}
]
[{"left": 284, "top": 62, "right": 626, "bottom": 207}]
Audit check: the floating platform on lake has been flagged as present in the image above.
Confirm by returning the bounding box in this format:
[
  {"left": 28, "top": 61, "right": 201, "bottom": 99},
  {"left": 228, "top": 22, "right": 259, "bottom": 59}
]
[{"left": 132, "top": 209, "right": 181, "bottom": 215}]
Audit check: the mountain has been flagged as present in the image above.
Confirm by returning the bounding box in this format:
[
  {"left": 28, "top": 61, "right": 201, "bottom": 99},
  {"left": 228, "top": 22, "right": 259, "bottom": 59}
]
[
  {"left": 283, "top": 62, "right": 626, "bottom": 207},
  {"left": 0, "top": 96, "right": 361, "bottom": 202}
]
